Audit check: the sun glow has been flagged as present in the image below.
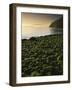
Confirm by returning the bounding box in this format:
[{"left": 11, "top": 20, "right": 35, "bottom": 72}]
[{"left": 21, "top": 13, "right": 62, "bottom": 38}]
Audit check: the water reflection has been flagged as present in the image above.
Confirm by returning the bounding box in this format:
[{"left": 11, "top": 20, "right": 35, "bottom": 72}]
[{"left": 22, "top": 27, "right": 63, "bottom": 39}]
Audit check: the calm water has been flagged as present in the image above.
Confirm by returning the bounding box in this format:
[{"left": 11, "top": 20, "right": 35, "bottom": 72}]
[{"left": 22, "top": 27, "right": 63, "bottom": 39}]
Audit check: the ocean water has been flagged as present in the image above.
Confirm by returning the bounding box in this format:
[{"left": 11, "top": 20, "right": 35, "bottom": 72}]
[{"left": 22, "top": 27, "right": 63, "bottom": 39}]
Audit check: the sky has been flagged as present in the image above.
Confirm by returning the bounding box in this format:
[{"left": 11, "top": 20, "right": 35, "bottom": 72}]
[
  {"left": 21, "top": 13, "right": 62, "bottom": 39},
  {"left": 21, "top": 13, "right": 62, "bottom": 28}
]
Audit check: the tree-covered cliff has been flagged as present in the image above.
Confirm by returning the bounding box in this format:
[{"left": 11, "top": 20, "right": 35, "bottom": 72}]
[{"left": 50, "top": 17, "right": 63, "bottom": 28}]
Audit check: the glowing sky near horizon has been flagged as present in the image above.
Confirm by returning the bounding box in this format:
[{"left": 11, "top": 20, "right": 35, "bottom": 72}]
[{"left": 21, "top": 13, "right": 62, "bottom": 38}]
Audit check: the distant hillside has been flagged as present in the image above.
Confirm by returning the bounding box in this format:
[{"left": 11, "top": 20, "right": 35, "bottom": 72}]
[{"left": 50, "top": 17, "right": 63, "bottom": 28}]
